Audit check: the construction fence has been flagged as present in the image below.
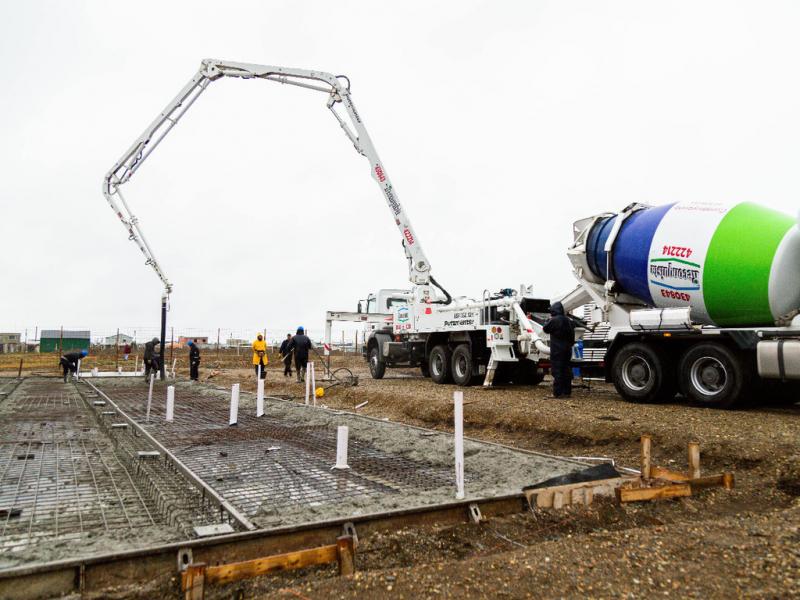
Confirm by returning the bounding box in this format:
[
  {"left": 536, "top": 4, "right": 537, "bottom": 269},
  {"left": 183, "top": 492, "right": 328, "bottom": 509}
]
[{"left": 0, "top": 326, "right": 368, "bottom": 374}]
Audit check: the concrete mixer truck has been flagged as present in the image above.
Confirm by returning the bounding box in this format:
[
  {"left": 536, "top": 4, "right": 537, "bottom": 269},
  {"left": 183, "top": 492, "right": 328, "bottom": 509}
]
[{"left": 561, "top": 200, "right": 800, "bottom": 408}]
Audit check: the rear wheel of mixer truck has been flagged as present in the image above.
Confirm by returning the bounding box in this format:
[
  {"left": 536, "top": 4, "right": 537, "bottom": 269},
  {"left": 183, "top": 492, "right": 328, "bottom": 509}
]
[
  {"left": 611, "top": 342, "right": 677, "bottom": 403},
  {"left": 678, "top": 342, "right": 752, "bottom": 409}
]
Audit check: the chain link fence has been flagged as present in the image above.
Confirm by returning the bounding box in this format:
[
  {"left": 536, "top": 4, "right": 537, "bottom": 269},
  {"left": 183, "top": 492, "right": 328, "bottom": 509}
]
[{"left": 0, "top": 325, "right": 367, "bottom": 374}]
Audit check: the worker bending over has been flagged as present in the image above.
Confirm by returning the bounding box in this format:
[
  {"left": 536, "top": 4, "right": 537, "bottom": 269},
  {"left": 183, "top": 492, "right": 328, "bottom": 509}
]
[
  {"left": 187, "top": 340, "right": 201, "bottom": 381},
  {"left": 60, "top": 349, "right": 87, "bottom": 382},
  {"left": 252, "top": 334, "right": 268, "bottom": 379},
  {"left": 143, "top": 337, "right": 161, "bottom": 381},
  {"left": 279, "top": 333, "right": 293, "bottom": 378},
  {"left": 543, "top": 302, "right": 575, "bottom": 398},
  {"left": 287, "top": 327, "right": 313, "bottom": 383}
]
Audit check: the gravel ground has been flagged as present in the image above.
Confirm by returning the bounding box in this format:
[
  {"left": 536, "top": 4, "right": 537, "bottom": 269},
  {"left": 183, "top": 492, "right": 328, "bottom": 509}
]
[
  {"left": 190, "top": 356, "right": 799, "bottom": 599},
  {"left": 28, "top": 353, "right": 797, "bottom": 599}
]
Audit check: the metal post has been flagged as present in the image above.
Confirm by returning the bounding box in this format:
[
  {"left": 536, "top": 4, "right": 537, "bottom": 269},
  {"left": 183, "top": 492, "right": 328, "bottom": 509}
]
[
  {"left": 115, "top": 328, "right": 120, "bottom": 371},
  {"left": 159, "top": 293, "right": 167, "bottom": 380},
  {"left": 59, "top": 326, "right": 63, "bottom": 356},
  {"left": 216, "top": 328, "right": 220, "bottom": 363}
]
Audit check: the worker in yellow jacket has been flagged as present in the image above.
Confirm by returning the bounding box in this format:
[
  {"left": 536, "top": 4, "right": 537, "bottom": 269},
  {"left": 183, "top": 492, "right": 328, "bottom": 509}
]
[{"left": 252, "top": 334, "right": 268, "bottom": 379}]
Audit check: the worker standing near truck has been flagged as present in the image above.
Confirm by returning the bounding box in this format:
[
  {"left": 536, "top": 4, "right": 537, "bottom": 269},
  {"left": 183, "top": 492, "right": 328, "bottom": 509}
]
[
  {"left": 279, "top": 334, "right": 293, "bottom": 378},
  {"left": 60, "top": 349, "right": 87, "bottom": 382},
  {"left": 543, "top": 302, "right": 575, "bottom": 398},
  {"left": 287, "top": 327, "right": 313, "bottom": 383},
  {"left": 252, "top": 334, "right": 268, "bottom": 379},
  {"left": 187, "top": 340, "right": 201, "bottom": 381}
]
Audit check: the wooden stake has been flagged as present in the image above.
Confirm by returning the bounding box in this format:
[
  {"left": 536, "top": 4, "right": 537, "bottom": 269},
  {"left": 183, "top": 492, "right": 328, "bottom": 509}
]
[
  {"left": 181, "top": 563, "right": 206, "bottom": 600},
  {"left": 337, "top": 535, "right": 356, "bottom": 576},
  {"left": 640, "top": 435, "right": 652, "bottom": 479},
  {"left": 688, "top": 442, "right": 701, "bottom": 479}
]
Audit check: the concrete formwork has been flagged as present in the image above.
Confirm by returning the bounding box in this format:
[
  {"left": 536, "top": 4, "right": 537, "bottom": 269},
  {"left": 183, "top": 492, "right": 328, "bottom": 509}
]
[{"left": 0, "top": 376, "right": 589, "bottom": 576}]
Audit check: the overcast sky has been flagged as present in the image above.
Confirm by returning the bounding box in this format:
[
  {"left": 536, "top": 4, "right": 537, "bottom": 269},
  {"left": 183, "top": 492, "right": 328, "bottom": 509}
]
[{"left": 2, "top": 0, "right": 800, "bottom": 341}]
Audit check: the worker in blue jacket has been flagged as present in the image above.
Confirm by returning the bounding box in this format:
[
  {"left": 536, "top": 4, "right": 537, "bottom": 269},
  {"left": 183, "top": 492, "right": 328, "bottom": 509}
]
[{"left": 543, "top": 302, "right": 575, "bottom": 398}]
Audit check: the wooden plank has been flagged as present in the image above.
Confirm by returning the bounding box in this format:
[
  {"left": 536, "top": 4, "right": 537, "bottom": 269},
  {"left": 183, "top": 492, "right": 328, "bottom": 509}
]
[
  {"left": 180, "top": 563, "right": 206, "bottom": 600},
  {"left": 688, "top": 442, "right": 701, "bottom": 479},
  {"left": 640, "top": 435, "right": 652, "bottom": 479},
  {"left": 616, "top": 483, "right": 691, "bottom": 503},
  {"left": 336, "top": 536, "right": 355, "bottom": 576},
  {"left": 204, "top": 544, "right": 338, "bottom": 586},
  {"left": 688, "top": 473, "right": 735, "bottom": 491},
  {"left": 649, "top": 466, "right": 690, "bottom": 482}
]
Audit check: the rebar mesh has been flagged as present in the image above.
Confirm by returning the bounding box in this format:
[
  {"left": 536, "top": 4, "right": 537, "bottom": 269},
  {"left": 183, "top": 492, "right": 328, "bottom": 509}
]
[
  {"left": 98, "top": 386, "right": 455, "bottom": 518},
  {"left": 0, "top": 379, "right": 220, "bottom": 557}
]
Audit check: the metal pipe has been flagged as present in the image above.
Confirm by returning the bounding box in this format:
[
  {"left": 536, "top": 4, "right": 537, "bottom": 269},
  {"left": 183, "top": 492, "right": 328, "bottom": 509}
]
[{"left": 159, "top": 294, "right": 167, "bottom": 380}]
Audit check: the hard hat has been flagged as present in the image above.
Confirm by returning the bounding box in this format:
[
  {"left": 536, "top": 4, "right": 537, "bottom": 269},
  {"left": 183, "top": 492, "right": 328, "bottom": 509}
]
[
  {"left": 80, "top": 349, "right": 88, "bottom": 357},
  {"left": 187, "top": 340, "right": 194, "bottom": 346},
  {"left": 296, "top": 326, "right": 305, "bottom": 334},
  {"left": 315, "top": 387, "right": 324, "bottom": 398}
]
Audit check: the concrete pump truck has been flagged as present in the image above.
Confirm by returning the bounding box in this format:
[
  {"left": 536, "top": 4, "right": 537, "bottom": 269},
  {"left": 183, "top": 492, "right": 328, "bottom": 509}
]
[{"left": 101, "top": 59, "right": 569, "bottom": 389}]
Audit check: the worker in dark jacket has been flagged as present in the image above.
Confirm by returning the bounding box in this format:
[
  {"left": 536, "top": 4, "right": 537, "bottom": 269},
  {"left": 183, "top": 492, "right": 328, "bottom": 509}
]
[
  {"left": 143, "top": 337, "right": 161, "bottom": 381},
  {"left": 187, "top": 340, "right": 201, "bottom": 381},
  {"left": 543, "top": 301, "right": 576, "bottom": 398},
  {"left": 287, "top": 327, "right": 313, "bottom": 383},
  {"left": 60, "top": 350, "right": 87, "bottom": 382},
  {"left": 278, "top": 334, "right": 293, "bottom": 378}
]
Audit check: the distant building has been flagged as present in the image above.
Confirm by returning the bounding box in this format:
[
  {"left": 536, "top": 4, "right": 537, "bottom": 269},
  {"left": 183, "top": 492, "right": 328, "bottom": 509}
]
[
  {"left": 40, "top": 330, "right": 91, "bottom": 353},
  {"left": 0, "top": 333, "right": 21, "bottom": 353},
  {"left": 102, "top": 333, "right": 134, "bottom": 347},
  {"left": 178, "top": 336, "right": 210, "bottom": 348},
  {"left": 226, "top": 338, "right": 249, "bottom": 348}
]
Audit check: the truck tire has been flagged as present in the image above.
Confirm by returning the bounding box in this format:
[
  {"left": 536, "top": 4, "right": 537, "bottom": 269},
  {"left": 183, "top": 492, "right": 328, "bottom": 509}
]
[
  {"left": 515, "top": 360, "right": 545, "bottom": 386},
  {"left": 678, "top": 343, "right": 750, "bottom": 409},
  {"left": 612, "top": 342, "right": 676, "bottom": 403},
  {"left": 429, "top": 345, "right": 453, "bottom": 384},
  {"left": 420, "top": 362, "right": 430, "bottom": 377},
  {"left": 451, "top": 344, "right": 477, "bottom": 386},
  {"left": 368, "top": 346, "right": 386, "bottom": 380}
]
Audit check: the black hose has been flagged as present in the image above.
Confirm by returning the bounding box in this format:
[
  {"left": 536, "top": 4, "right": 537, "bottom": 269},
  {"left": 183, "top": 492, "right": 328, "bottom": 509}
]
[{"left": 429, "top": 275, "right": 452, "bottom": 305}]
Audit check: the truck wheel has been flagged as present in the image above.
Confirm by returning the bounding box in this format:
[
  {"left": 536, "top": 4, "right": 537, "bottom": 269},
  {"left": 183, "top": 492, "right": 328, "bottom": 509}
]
[
  {"left": 451, "top": 345, "right": 477, "bottom": 386},
  {"left": 368, "top": 347, "right": 386, "bottom": 379},
  {"left": 612, "top": 342, "right": 676, "bottom": 403},
  {"left": 429, "top": 345, "right": 453, "bottom": 384},
  {"left": 678, "top": 343, "right": 750, "bottom": 408},
  {"left": 515, "top": 360, "right": 545, "bottom": 385},
  {"left": 420, "top": 362, "right": 430, "bottom": 378}
]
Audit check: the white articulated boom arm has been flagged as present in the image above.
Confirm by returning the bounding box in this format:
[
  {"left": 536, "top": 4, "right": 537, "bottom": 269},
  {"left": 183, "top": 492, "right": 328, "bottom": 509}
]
[{"left": 102, "top": 59, "right": 436, "bottom": 295}]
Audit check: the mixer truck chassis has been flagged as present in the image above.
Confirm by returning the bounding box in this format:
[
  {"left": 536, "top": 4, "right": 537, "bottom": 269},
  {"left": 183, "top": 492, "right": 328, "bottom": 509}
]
[{"left": 585, "top": 328, "right": 800, "bottom": 408}]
